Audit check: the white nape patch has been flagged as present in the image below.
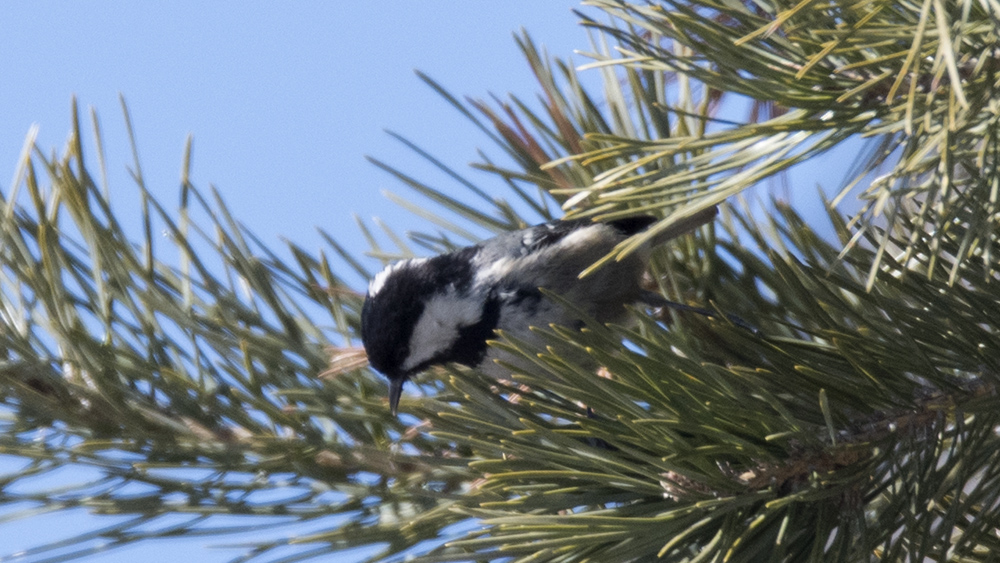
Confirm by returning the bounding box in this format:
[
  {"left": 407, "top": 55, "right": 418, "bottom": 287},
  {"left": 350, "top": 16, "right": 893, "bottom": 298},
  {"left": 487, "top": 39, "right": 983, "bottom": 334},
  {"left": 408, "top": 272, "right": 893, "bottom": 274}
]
[
  {"left": 368, "top": 258, "right": 427, "bottom": 296},
  {"left": 402, "top": 291, "right": 482, "bottom": 372}
]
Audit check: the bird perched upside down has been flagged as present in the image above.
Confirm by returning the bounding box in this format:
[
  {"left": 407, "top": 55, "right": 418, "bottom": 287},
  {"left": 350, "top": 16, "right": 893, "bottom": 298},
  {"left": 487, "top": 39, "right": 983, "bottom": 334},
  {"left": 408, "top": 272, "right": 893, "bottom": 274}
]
[{"left": 361, "top": 207, "right": 721, "bottom": 414}]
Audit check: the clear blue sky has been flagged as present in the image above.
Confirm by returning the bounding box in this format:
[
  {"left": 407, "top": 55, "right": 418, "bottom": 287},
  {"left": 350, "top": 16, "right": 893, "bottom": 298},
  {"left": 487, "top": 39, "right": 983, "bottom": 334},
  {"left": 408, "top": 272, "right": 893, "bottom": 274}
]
[
  {"left": 0, "top": 3, "right": 600, "bottom": 561},
  {"left": 1, "top": 3, "right": 603, "bottom": 280}
]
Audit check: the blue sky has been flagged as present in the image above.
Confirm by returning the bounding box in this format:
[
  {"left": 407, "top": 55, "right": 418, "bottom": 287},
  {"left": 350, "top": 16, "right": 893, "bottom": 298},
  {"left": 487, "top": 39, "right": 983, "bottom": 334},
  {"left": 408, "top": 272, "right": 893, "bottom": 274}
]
[
  {"left": 0, "top": 3, "right": 603, "bottom": 561},
  {"left": 1, "top": 3, "right": 604, "bottom": 278}
]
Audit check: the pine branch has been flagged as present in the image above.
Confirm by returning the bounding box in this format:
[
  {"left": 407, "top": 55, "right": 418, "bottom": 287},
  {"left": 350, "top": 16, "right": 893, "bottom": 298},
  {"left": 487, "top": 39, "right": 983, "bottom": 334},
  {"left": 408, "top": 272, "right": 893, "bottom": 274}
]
[
  {"left": 3, "top": 2, "right": 1000, "bottom": 562},
  {"left": 564, "top": 0, "right": 1000, "bottom": 283}
]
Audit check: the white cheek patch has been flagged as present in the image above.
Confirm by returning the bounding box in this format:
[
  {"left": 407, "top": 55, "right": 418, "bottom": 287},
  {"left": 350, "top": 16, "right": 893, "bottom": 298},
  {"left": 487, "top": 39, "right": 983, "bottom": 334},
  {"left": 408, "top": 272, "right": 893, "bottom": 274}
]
[
  {"left": 403, "top": 292, "right": 484, "bottom": 372},
  {"left": 368, "top": 258, "right": 428, "bottom": 296}
]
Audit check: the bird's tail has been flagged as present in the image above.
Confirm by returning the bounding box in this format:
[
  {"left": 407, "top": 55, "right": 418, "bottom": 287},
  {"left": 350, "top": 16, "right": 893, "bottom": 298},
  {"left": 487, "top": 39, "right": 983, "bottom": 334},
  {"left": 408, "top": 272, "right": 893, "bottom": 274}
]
[
  {"left": 647, "top": 205, "right": 719, "bottom": 247},
  {"left": 639, "top": 290, "right": 759, "bottom": 334}
]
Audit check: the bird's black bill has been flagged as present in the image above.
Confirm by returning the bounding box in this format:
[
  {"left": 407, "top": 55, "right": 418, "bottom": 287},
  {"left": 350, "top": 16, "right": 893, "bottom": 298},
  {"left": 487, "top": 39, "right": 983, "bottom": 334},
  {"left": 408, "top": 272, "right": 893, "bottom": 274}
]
[{"left": 388, "top": 378, "right": 405, "bottom": 415}]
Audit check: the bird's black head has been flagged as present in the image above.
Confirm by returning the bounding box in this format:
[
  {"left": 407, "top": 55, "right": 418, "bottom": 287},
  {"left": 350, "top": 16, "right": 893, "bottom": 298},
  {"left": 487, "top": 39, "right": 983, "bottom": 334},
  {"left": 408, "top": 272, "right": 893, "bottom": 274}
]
[
  {"left": 361, "top": 259, "right": 436, "bottom": 413},
  {"left": 361, "top": 247, "right": 485, "bottom": 414}
]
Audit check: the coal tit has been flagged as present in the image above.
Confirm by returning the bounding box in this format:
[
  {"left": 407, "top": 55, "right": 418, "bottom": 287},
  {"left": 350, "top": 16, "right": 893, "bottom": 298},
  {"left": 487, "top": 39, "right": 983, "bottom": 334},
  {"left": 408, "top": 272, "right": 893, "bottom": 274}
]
[{"left": 361, "top": 207, "right": 720, "bottom": 414}]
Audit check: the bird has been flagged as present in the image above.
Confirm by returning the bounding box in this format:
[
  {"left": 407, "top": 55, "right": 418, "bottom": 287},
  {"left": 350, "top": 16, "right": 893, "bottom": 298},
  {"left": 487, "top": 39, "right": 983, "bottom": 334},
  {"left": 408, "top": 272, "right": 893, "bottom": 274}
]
[{"left": 361, "top": 207, "right": 723, "bottom": 414}]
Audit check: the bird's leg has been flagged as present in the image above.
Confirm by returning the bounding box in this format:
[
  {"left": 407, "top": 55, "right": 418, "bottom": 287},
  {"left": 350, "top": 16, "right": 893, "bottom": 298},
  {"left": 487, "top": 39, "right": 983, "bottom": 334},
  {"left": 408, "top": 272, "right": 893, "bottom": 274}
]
[{"left": 639, "top": 291, "right": 760, "bottom": 335}]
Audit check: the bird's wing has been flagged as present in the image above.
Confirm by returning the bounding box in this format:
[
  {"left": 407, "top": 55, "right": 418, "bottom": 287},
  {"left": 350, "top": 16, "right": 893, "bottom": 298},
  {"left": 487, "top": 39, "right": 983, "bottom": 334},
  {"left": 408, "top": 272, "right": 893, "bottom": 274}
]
[
  {"left": 475, "top": 207, "right": 718, "bottom": 270},
  {"left": 521, "top": 205, "right": 718, "bottom": 253}
]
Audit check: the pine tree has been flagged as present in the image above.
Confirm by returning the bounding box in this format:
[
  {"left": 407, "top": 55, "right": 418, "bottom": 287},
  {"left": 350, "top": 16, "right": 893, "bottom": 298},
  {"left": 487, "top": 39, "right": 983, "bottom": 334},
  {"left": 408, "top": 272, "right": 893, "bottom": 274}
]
[{"left": 2, "top": 1, "right": 999, "bottom": 561}]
